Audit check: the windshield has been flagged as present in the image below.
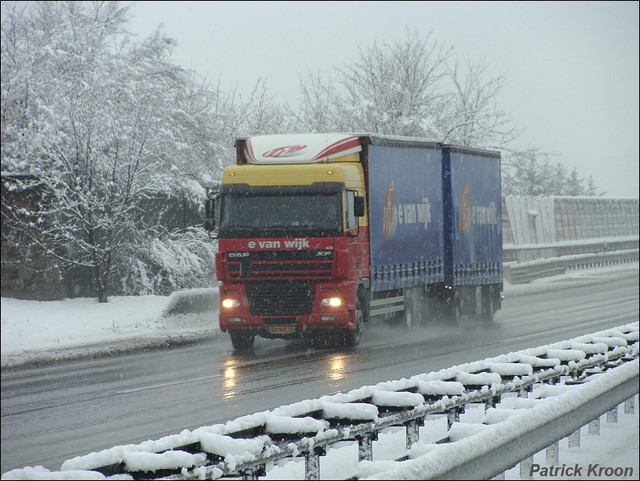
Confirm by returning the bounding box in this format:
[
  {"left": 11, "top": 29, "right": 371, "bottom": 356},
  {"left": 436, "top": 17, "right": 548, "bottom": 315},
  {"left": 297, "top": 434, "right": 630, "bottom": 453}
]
[{"left": 219, "top": 192, "right": 343, "bottom": 238}]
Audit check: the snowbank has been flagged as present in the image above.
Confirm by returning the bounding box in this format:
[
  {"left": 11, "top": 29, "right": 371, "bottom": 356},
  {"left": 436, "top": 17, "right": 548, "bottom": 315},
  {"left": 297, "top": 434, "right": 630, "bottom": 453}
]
[{"left": 1, "top": 288, "right": 223, "bottom": 368}]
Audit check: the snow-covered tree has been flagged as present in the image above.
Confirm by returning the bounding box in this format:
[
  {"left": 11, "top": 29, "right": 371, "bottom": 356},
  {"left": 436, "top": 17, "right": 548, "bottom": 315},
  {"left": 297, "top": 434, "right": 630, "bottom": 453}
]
[
  {"left": 1, "top": 1, "right": 222, "bottom": 301},
  {"left": 293, "top": 29, "right": 452, "bottom": 136},
  {"left": 502, "top": 148, "right": 602, "bottom": 196},
  {"left": 339, "top": 28, "right": 452, "bottom": 137},
  {"left": 291, "top": 28, "right": 600, "bottom": 196},
  {"left": 292, "top": 29, "right": 516, "bottom": 143},
  {"left": 440, "top": 58, "right": 521, "bottom": 148},
  {"left": 240, "top": 78, "right": 292, "bottom": 135},
  {"left": 290, "top": 72, "right": 339, "bottom": 132}
]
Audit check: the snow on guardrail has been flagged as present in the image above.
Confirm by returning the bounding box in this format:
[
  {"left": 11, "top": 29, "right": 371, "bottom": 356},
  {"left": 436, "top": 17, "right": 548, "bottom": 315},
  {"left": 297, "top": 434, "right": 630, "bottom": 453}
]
[{"left": 504, "top": 248, "right": 639, "bottom": 284}]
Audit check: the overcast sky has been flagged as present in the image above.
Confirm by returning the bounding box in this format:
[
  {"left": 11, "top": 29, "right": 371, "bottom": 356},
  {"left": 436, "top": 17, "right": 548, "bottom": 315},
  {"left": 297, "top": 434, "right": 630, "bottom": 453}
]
[{"left": 126, "top": 1, "right": 639, "bottom": 198}]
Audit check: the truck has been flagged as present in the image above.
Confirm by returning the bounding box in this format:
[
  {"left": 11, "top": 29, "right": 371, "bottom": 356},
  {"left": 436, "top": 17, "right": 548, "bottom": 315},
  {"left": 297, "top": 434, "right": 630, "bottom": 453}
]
[{"left": 205, "top": 133, "right": 503, "bottom": 351}]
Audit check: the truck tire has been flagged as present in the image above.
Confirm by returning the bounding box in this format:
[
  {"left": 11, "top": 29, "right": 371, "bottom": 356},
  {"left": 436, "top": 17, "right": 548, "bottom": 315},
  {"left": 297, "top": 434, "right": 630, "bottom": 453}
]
[
  {"left": 344, "top": 295, "right": 364, "bottom": 347},
  {"left": 446, "top": 291, "right": 461, "bottom": 324},
  {"left": 404, "top": 287, "right": 426, "bottom": 328},
  {"left": 230, "top": 331, "right": 255, "bottom": 352},
  {"left": 481, "top": 288, "right": 496, "bottom": 322}
]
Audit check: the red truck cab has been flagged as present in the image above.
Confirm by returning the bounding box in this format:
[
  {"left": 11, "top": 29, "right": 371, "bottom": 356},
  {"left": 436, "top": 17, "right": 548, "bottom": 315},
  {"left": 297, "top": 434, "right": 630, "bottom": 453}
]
[{"left": 210, "top": 134, "right": 369, "bottom": 350}]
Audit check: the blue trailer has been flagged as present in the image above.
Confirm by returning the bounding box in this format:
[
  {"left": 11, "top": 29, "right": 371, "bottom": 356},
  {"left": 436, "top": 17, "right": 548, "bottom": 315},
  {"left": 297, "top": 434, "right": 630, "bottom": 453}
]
[
  {"left": 440, "top": 145, "right": 502, "bottom": 320},
  {"left": 364, "top": 136, "right": 502, "bottom": 325}
]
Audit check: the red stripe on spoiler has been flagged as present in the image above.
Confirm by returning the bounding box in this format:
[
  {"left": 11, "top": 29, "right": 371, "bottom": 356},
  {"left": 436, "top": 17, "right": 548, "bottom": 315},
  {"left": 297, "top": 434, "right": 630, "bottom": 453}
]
[
  {"left": 245, "top": 138, "right": 256, "bottom": 162},
  {"left": 312, "top": 136, "right": 361, "bottom": 160}
]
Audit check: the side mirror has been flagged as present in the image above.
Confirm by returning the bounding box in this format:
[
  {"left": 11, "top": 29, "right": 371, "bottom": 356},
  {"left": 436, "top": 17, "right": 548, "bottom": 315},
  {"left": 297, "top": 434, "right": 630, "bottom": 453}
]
[
  {"left": 354, "top": 196, "right": 365, "bottom": 217},
  {"left": 204, "top": 194, "right": 218, "bottom": 234}
]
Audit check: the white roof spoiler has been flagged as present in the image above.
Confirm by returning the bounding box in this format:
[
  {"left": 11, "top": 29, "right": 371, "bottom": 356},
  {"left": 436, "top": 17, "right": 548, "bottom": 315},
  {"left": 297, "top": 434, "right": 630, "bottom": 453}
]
[{"left": 244, "top": 133, "right": 362, "bottom": 164}]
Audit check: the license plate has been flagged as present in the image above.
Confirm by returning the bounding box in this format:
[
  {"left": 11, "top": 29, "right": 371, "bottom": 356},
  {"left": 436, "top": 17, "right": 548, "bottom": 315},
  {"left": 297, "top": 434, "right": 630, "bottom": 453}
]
[{"left": 270, "top": 326, "right": 296, "bottom": 334}]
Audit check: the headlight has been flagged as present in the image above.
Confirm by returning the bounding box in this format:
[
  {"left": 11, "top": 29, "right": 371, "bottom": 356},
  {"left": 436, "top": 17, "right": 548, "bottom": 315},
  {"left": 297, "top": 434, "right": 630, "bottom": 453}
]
[
  {"left": 222, "top": 298, "right": 240, "bottom": 308},
  {"left": 321, "top": 297, "right": 343, "bottom": 307}
]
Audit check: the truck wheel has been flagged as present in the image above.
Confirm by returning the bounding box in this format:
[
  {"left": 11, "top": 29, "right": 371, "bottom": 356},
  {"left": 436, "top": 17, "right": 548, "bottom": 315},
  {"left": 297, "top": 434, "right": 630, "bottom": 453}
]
[
  {"left": 404, "top": 288, "right": 424, "bottom": 329},
  {"left": 447, "top": 291, "right": 461, "bottom": 324},
  {"left": 230, "top": 331, "right": 255, "bottom": 352},
  {"left": 481, "top": 289, "right": 496, "bottom": 322},
  {"left": 344, "top": 295, "right": 364, "bottom": 347}
]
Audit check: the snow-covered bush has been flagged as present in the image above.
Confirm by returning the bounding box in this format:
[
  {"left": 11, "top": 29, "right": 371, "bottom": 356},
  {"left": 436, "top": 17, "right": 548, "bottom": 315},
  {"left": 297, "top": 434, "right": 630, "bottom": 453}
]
[{"left": 115, "top": 227, "right": 217, "bottom": 297}]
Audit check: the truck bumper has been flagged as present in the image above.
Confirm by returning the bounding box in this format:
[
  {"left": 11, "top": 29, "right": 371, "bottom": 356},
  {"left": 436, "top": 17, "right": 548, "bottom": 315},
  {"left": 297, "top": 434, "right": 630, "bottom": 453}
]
[{"left": 219, "top": 281, "right": 358, "bottom": 336}]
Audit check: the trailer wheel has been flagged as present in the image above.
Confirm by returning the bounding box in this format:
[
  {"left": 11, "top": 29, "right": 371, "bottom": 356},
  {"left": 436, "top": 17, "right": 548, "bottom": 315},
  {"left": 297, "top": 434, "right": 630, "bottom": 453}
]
[
  {"left": 404, "top": 287, "right": 426, "bottom": 328},
  {"left": 230, "top": 331, "right": 255, "bottom": 352}
]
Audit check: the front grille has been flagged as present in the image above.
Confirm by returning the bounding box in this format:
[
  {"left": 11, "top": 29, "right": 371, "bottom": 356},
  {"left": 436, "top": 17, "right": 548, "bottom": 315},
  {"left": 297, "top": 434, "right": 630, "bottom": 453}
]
[
  {"left": 228, "top": 250, "right": 333, "bottom": 280},
  {"left": 245, "top": 281, "right": 315, "bottom": 316}
]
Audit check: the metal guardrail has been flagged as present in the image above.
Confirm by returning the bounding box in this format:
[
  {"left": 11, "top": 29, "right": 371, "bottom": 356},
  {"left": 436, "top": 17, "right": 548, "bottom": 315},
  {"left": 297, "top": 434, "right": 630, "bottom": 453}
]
[
  {"left": 504, "top": 248, "right": 639, "bottom": 284},
  {"left": 389, "top": 360, "right": 638, "bottom": 480},
  {"left": 18, "top": 323, "right": 634, "bottom": 480},
  {"left": 502, "top": 237, "right": 639, "bottom": 263}
]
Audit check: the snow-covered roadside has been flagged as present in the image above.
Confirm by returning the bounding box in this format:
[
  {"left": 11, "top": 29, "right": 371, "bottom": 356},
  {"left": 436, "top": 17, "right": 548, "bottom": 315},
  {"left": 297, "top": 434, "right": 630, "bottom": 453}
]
[
  {"left": 1, "top": 264, "right": 638, "bottom": 369},
  {"left": 1, "top": 288, "right": 223, "bottom": 369}
]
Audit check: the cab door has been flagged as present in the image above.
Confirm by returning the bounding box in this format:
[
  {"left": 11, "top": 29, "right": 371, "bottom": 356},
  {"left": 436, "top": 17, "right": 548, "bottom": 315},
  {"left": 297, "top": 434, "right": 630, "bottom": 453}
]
[{"left": 345, "top": 190, "right": 370, "bottom": 279}]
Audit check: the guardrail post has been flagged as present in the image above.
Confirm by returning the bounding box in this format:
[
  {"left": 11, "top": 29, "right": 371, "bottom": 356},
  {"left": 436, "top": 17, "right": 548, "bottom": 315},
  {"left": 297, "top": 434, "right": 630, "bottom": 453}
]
[
  {"left": 588, "top": 416, "right": 600, "bottom": 435},
  {"left": 447, "top": 408, "right": 461, "bottom": 429},
  {"left": 546, "top": 441, "right": 559, "bottom": 465},
  {"left": 568, "top": 428, "right": 581, "bottom": 448},
  {"left": 607, "top": 405, "right": 618, "bottom": 423},
  {"left": 357, "top": 433, "right": 377, "bottom": 462},
  {"left": 486, "top": 395, "right": 500, "bottom": 409},
  {"left": 624, "top": 396, "right": 635, "bottom": 414},
  {"left": 520, "top": 456, "right": 533, "bottom": 479},
  {"left": 304, "top": 447, "right": 325, "bottom": 480},
  {"left": 304, "top": 453, "right": 319, "bottom": 480},
  {"left": 241, "top": 465, "right": 265, "bottom": 480},
  {"left": 405, "top": 419, "right": 421, "bottom": 450}
]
